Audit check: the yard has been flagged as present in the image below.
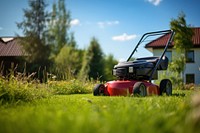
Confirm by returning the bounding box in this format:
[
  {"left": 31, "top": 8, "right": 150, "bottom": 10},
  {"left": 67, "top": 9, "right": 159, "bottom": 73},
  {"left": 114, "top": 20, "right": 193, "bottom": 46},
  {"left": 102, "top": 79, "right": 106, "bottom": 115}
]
[{"left": 0, "top": 90, "right": 200, "bottom": 133}]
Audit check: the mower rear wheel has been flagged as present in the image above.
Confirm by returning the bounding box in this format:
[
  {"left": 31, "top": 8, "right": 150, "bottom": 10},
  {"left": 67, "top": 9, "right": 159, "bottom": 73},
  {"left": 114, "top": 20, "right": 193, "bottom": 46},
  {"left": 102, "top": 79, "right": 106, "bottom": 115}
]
[
  {"left": 160, "top": 79, "right": 172, "bottom": 96},
  {"left": 133, "top": 82, "right": 147, "bottom": 97},
  {"left": 93, "top": 84, "right": 105, "bottom": 96}
]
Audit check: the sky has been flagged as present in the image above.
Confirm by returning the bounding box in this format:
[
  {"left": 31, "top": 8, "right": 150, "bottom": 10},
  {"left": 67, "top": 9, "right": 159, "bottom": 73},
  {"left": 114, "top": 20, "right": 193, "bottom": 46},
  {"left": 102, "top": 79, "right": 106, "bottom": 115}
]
[{"left": 0, "top": 0, "right": 200, "bottom": 61}]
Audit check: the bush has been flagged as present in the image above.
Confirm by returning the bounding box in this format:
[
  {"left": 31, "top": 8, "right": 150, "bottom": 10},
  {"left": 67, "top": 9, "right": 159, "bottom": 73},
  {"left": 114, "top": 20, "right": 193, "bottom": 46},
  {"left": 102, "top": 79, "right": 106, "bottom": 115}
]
[
  {"left": 184, "top": 84, "right": 195, "bottom": 90},
  {"left": 0, "top": 75, "right": 51, "bottom": 104},
  {"left": 48, "top": 79, "right": 94, "bottom": 95},
  {"left": 0, "top": 72, "right": 96, "bottom": 104}
]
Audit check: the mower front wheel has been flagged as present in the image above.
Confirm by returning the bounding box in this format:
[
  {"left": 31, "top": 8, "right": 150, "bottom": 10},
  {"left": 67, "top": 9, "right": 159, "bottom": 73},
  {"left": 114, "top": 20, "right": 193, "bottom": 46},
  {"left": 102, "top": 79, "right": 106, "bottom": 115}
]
[
  {"left": 133, "top": 82, "right": 147, "bottom": 97},
  {"left": 160, "top": 79, "right": 172, "bottom": 96},
  {"left": 93, "top": 84, "right": 105, "bottom": 96}
]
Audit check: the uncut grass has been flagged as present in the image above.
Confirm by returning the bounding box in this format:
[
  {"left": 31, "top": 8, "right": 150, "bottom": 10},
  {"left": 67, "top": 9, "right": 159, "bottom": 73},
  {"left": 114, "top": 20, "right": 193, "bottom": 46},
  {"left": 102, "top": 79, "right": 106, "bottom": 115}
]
[{"left": 0, "top": 93, "right": 197, "bottom": 133}]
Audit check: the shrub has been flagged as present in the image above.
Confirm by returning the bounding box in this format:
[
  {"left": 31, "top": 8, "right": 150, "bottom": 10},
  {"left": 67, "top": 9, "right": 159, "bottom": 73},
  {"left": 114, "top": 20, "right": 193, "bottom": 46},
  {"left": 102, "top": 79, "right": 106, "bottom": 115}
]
[
  {"left": 0, "top": 75, "right": 51, "bottom": 104},
  {"left": 184, "top": 84, "right": 195, "bottom": 90},
  {"left": 48, "top": 79, "right": 94, "bottom": 95}
]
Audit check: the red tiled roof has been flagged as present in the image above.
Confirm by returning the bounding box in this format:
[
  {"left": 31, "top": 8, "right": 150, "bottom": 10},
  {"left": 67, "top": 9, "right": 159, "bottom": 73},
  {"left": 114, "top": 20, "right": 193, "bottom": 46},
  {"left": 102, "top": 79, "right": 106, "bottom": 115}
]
[
  {"left": 0, "top": 37, "right": 25, "bottom": 56},
  {"left": 192, "top": 27, "right": 200, "bottom": 46},
  {"left": 145, "top": 27, "right": 200, "bottom": 48}
]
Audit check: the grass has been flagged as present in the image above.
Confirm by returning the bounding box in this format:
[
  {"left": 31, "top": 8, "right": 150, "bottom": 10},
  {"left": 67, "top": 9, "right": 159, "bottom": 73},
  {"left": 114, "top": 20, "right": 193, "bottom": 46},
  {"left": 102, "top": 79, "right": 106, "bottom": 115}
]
[
  {"left": 0, "top": 91, "right": 200, "bottom": 133},
  {"left": 0, "top": 75, "right": 51, "bottom": 104},
  {"left": 47, "top": 79, "right": 94, "bottom": 95},
  {"left": 0, "top": 75, "right": 94, "bottom": 104},
  {"left": 0, "top": 75, "right": 200, "bottom": 133}
]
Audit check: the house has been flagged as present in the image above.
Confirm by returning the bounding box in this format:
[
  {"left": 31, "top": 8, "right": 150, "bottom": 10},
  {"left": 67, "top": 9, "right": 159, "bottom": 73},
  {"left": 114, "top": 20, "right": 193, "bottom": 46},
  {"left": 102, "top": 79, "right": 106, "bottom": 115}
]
[
  {"left": 145, "top": 27, "right": 200, "bottom": 85},
  {"left": 0, "top": 37, "right": 25, "bottom": 75}
]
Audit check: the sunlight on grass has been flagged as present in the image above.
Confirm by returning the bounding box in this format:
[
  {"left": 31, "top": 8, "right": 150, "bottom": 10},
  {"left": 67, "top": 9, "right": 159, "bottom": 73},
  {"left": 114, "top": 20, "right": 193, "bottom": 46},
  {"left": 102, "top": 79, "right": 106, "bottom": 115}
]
[{"left": 1, "top": 91, "right": 200, "bottom": 133}]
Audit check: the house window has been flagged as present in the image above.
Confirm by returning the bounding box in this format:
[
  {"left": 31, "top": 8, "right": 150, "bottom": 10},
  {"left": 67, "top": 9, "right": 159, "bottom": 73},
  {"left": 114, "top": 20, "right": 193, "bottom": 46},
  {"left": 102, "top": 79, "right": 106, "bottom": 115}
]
[
  {"left": 186, "top": 74, "right": 195, "bottom": 84},
  {"left": 165, "top": 51, "right": 172, "bottom": 62},
  {"left": 186, "top": 50, "right": 194, "bottom": 63}
]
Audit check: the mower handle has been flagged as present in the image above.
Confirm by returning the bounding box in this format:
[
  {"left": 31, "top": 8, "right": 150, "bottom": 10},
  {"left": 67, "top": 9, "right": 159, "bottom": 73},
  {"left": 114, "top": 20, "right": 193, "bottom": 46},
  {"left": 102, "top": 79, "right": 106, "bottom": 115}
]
[{"left": 127, "top": 30, "right": 175, "bottom": 82}]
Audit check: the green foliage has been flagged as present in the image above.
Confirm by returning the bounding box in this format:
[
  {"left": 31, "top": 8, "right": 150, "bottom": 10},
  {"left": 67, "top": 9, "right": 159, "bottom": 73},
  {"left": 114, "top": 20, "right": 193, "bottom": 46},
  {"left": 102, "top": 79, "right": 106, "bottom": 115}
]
[
  {"left": 170, "top": 12, "right": 193, "bottom": 68},
  {"left": 17, "top": 0, "right": 50, "bottom": 63},
  {"left": 68, "top": 32, "right": 77, "bottom": 48},
  {"left": 79, "top": 37, "right": 105, "bottom": 81},
  {"left": 104, "top": 54, "right": 118, "bottom": 80},
  {"left": 169, "top": 55, "right": 185, "bottom": 74},
  {"left": 16, "top": 0, "right": 51, "bottom": 81},
  {"left": 184, "top": 84, "right": 195, "bottom": 90},
  {"left": 0, "top": 75, "right": 51, "bottom": 104},
  {"left": 168, "top": 56, "right": 186, "bottom": 89},
  {"left": 156, "top": 68, "right": 184, "bottom": 90},
  {"left": 47, "top": 80, "right": 94, "bottom": 95},
  {"left": 54, "top": 46, "right": 82, "bottom": 80},
  {"left": 169, "top": 12, "right": 194, "bottom": 85},
  {"left": 170, "top": 12, "right": 194, "bottom": 52},
  {"left": 0, "top": 72, "right": 96, "bottom": 105},
  {"left": 48, "top": 0, "right": 71, "bottom": 56},
  {"left": 16, "top": 0, "right": 118, "bottom": 82},
  {"left": 1, "top": 91, "right": 200, "bottom": 133}
]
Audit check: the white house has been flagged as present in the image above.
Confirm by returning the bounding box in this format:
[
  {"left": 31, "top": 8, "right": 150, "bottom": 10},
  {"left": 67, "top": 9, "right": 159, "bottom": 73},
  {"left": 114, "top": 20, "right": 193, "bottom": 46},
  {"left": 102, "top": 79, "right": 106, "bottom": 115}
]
[{"left": 145, "top": 27, "right": 200, "bottom": 85}]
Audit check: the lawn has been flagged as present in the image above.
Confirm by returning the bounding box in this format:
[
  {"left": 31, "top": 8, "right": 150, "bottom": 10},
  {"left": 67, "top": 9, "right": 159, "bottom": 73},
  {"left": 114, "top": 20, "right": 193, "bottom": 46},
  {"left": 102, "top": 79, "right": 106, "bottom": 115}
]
[{"left": 0, "top": 90, "right": 200, "bottom": 133}]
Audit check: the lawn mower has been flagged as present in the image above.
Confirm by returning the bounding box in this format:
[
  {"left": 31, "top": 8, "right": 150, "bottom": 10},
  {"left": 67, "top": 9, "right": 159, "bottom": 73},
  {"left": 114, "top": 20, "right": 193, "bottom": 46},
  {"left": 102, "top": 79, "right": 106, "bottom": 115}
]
[{"left": 93, "top": 30, "right": 175, "bottom": 96}]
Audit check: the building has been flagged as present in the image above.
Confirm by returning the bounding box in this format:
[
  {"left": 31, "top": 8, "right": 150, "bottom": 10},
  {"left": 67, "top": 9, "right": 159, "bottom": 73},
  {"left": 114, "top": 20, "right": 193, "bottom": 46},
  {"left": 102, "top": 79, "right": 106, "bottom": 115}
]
[
  {"left": 145, "top": 27, "right": 200, "bottom": 85},
  {"left": 0, "top": 37, "right": 25, "bottom": 75}
]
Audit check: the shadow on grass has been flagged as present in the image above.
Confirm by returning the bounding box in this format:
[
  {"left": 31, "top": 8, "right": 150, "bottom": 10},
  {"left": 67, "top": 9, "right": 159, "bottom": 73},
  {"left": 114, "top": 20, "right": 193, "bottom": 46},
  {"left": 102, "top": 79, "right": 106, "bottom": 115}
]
[{"left": 172, "top": 93, "right": 186, "bottom": 97}]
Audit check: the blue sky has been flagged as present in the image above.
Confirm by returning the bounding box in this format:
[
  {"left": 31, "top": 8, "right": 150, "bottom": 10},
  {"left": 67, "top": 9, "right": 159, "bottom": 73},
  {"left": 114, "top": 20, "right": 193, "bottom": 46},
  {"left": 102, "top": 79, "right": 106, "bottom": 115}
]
[{"left": 0, "top": 0, "right": 200, "bottom": 61}]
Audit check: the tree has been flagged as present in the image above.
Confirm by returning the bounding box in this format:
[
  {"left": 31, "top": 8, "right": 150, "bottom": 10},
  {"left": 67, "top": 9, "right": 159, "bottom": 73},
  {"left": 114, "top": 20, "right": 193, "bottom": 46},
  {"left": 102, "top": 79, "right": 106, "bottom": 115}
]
[
  {"left": 68, "top": 32, "right": 77, "bottom": 48},
  {"left": 17, "top": 0, "right": 50, "bottom": 63},
  {"left": 103, "top": 54, "right": 118, "bottom": 81},
  {"left": 170, "top": 12, "right": 194, "bottom": 52},
  {"left": 48, "top": 0, "right": 71, "bottom": 57},
  {"left": 55, "top": 46, "right": 82, "bottom": 80},
  {"left": 169, "top": 12, "right": 194, "bottom": 85},
  {"left": 79, "top": 38, "right": 104, "bottom": 81},
  {"left": 17, "top": 0, "right": 51, "bottom": 81}
]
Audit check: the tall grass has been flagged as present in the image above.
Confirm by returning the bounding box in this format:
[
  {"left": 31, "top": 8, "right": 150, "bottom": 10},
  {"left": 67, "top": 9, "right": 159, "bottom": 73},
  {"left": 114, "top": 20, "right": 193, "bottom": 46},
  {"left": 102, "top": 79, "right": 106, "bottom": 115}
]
[
  {"left": 47, "top": 79, "right": 94, "bottom": 95},
  {"left": 0, "top": 72, "right": 95, "bottom": 104},
  {"left": 0, "top": 93, "right": 200, "bottom": 133},
  {"left": 0, "top": 73, "right": 51, "bottom": 104}
]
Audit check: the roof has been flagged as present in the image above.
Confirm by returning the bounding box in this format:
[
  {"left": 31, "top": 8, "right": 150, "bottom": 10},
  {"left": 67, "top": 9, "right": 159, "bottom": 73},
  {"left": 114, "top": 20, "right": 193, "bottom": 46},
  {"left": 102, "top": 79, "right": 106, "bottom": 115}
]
[
  {"left": 0, "top": 37, "right": 25, "bottom": 57},
  {"left": 145, "top": 27, "right": 200, "bottom": 48}
]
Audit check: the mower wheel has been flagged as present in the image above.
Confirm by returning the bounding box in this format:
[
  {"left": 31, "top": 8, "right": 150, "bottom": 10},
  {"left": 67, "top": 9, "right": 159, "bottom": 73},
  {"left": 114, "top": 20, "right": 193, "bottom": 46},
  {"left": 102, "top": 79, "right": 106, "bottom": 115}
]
[
  {"left": 160, "top": 79, "right": 172, "bottom": 96},
  {"left": 133, "top": 82, "right": 147, "bottom": 97},
  {"left": 93, "top": 84, "right": 105, "bottom": 96}
]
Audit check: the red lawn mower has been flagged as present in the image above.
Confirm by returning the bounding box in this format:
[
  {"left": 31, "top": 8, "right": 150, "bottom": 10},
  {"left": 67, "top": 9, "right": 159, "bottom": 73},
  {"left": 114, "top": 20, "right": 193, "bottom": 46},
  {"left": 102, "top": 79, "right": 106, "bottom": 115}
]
[{"left": 93, "top": 30, "right": 175, "bottom": 96}]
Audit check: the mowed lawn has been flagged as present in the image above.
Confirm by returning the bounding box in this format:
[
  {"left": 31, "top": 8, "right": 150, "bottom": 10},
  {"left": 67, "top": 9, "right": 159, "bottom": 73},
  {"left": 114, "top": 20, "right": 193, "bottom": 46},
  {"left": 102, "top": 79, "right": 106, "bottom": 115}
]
[{"left": 0, "top": 91, "right": 200, "bottom": 133}]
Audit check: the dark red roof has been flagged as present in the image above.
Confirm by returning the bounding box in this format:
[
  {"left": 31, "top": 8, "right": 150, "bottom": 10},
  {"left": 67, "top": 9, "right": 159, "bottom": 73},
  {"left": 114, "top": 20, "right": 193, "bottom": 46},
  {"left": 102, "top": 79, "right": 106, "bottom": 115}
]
[
  {"left": 145, "top": 27, "right": 200, "bottom": 48},
  {"left": 0, "top": 37, "right": 25, "bottom": 56}
]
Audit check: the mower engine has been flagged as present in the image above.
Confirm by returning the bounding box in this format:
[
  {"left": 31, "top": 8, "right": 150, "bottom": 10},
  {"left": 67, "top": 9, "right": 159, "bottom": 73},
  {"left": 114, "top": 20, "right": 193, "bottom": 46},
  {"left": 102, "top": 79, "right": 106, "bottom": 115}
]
[{"left": 113, "top": 56, "right": 169, "bottom": 80}]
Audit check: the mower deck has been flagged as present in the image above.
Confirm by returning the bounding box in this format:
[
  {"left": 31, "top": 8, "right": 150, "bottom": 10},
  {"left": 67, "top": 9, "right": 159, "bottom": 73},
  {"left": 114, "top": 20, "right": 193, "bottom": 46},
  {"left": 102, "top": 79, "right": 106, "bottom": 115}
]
[{"left": 105, "top": 80, "right": 159, "bottom": 96}]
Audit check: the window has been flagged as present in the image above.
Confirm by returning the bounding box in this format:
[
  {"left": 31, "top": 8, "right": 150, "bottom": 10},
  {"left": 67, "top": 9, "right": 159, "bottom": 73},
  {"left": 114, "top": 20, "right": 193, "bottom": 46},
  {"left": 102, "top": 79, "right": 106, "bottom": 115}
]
[
  {"left": 165, "top": 51, "right": 172, "bottom": 62},
  {"left": 186, "top": 74, "right": 195, "bottom": 84},
  {"left": 186, "top": 50, "right": 194, "bottom": 63}
]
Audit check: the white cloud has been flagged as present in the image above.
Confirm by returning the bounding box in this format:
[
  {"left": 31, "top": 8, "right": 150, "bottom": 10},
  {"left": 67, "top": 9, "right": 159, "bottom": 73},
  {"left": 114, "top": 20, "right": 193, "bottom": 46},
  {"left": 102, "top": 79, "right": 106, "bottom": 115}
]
[
  {"left": 97, "top": 20, "right": 119, "bottom": 28},
  {"left": 70, "top": 19, "right": 80, "bottom": 26},
  {"left": 112, "top": 33, "right": 137, "bottom": 41},
  {"left": 147, "top": 0, "right": 162, "bottom": 6}
]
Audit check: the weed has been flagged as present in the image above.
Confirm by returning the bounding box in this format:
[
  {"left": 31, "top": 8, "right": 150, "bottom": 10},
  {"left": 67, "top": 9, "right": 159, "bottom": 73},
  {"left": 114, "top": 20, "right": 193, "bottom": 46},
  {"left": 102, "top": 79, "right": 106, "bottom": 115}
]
[
  {"left": 48, "top": 79, "right": 94, "bottom": 95},
  {"left": 0, "top": 74, "right": 51, "bottom": 104}
]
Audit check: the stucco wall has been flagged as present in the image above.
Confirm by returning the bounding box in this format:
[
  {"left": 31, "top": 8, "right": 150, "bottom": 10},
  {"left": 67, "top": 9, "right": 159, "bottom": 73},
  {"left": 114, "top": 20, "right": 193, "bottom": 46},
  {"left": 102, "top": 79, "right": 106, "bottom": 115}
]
[
  {"left": 152, "top": 48, "right": 200, "bottom": 85},
  {"left": 184, "top": 48, "right": 200, "bottom": 84}
]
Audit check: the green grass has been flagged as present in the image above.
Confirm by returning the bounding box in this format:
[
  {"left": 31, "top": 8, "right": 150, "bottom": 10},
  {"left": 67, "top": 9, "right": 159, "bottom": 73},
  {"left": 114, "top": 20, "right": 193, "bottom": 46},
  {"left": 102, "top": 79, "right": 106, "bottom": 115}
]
[
  {"left": 1, "top": 91, "right": 200, "bottom": 133},
  {"left": 0, "top": 76, "right": 94, "bottom": 104}
]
